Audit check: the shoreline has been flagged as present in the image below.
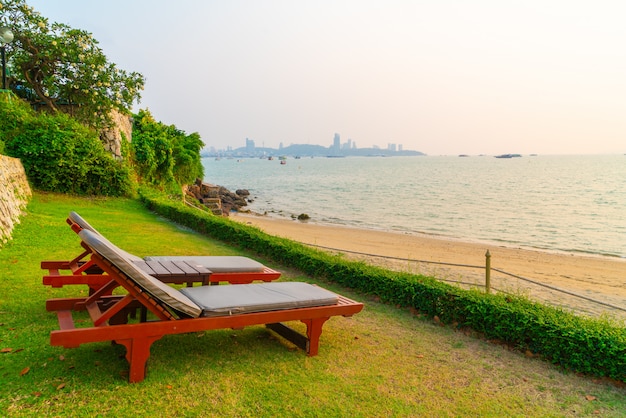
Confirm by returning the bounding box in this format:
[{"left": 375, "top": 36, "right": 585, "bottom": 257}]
[
  {"left": 238, "top": 211, "right": 625, "bottom": 261},
  {"left": 231, "top": 212, "right": 626, "bottom": 319}
]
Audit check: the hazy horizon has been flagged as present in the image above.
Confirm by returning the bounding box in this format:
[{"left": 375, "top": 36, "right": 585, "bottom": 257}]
[
  {"left": 204, "top": 139, "right": 624, "bottom": 157},
  {"left": 26, "top": 1, "right": 626, "bottom": 156}
]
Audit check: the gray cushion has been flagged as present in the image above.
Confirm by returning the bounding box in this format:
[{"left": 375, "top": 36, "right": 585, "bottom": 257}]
[
  {"left": 144, "top": 255, "right": 265, "bottom": 273},
  {"left": 79, "top": 229, "right": 202, "bottom": 318},
  {"left": 180, "top": 282, "right": 339, "bottom": 317}
]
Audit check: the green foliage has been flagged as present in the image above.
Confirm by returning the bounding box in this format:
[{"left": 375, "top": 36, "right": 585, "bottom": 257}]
[
  {"left": 0, "top": 0, "right": 144, "bottom": 129},
  {"left": 131, "top": 109, "right": 204, "bottom": 187},
  {"left": 131, "top": 109, "right": 174, "bottom": 185},
  {"left": 171, "top": 130, "right": 204, "bottom": 185},
  {"left": 2, "top": 92, "right": 134, "bottom": 195},
  {"left": 0, "top": 90, "right": 34, "bottom": 153},
  {"left": 139, "top": 187, "right": 626, "bottom": 383},
  {"left": 0, "top": 89, "right": 34, "bottom": 130},
  {"left": 1, "top": 90, "right": 203, "bottom": 195}
]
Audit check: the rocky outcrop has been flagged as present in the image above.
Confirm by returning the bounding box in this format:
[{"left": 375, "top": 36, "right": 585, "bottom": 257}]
[
  {"left": 99, "top": 109, "right": 133, "bottom": 159},
  {"left": 0, "top": 156, "right": 32, "bottom": 245},
  {"left": 185, "top": 178, "right": 250, "bottom": 216}
]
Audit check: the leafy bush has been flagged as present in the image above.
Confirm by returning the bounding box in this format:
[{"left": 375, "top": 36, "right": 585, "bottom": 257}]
[
  {"left": 2, "top": 94, "right": 134, "bottom": 196},
  {"left": 1, "top": 92, "right": 206, "bottom": 196},
  {"left": 171, "top": 130, "right": 204, "bottom": 185},
  {"left": 0, "top": 90, "right": 35, "bottom": 140},
  {"left": 139, "top": 187, "right": 626, "bottom": 383},
  {"left": 131, "top": 109, "right": 204, "bottom": 188}
]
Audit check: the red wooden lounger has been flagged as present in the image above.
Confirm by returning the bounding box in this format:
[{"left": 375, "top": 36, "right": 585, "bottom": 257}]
[
  {"left": 46, "top": 229, "right": 363, "bottom": 383},
  {"left": 42, "top": 212, "right": 281, "bottom": 293}
]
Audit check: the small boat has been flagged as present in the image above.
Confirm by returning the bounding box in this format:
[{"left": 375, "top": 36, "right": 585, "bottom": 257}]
[
  {"left": 280, "top": 160, "right": 286, "bottom": 165},
  {"left": 494, "top": 153, "right": 522, "bottom": 159}
]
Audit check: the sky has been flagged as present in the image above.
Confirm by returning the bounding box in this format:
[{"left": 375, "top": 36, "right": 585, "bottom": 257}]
[{"left": 24, "top": 0, "right": 626, "bottom": 155}]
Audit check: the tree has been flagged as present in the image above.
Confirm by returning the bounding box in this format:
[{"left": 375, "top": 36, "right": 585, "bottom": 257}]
[
  {"left": 0, "top": 0, "right": 144, "bottom": 129},
  {"left": 132, "top": 109, "right": 204, "bottom": 187},
  {"left": 131, "top": 109, "right": 175, "bottom": 185},
  {"left": 171, "top": 130, "right": 204, "bottom": 186}
]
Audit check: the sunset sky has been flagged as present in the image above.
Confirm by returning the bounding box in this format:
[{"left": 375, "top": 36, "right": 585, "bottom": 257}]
[{"left": 26, "top": 0, "right": 626, "bottom": 155}]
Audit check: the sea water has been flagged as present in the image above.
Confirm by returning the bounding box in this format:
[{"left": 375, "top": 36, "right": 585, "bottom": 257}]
[{"left": 202, "top": 154, "right": 626, "bottom": 259}]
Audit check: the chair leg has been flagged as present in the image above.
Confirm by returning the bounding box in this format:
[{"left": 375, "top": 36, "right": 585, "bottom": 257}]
[
  {"left": 116, "top": 335, "right": 162, "bottom": 383},
  {"left": 301, "top": 317, "right": 329, "bottom": 356}
]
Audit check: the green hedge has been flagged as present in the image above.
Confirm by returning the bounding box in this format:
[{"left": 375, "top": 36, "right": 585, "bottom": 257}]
[
  {"left": 139, "top": 188, "right": 626, "bottom": 382},
  {"left": 1, "top": 92, "right": 134, "bottom": 196}
]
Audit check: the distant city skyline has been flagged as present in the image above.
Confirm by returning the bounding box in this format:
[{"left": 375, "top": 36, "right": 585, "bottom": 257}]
[{"left": 207, "top": 133, "right": 412, "bottom": 156}]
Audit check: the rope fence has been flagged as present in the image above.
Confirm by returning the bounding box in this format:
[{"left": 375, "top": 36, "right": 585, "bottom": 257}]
[
  {"left": 177, "top": 202, "right": 625, "bottom": 319},
  {"left": 305, "top": 243, "right": 626, "bottom": 319}
]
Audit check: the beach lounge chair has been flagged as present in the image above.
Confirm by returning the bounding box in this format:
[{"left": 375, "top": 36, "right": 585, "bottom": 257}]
[
  {"left": 42, "top": 212, "right": 281, "bottom": 292},
  {"left": 46, "top": 229, "right": 363, "bottom": 382}
]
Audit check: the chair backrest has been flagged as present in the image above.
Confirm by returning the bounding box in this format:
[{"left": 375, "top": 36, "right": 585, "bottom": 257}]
[
  {"left": 68, "top": 211, "right": 99, "bottom": 233},
  {"left": 79, "top": 229, "right": 202, "bottom": 318},
  {"left": 69, "top": 212, "right": 142, "bottom": 262}
]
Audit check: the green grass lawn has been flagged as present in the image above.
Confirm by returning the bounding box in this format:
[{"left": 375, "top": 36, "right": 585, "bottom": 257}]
[{"left": 1, "top": 192, "right": 625, "bottom": 417}]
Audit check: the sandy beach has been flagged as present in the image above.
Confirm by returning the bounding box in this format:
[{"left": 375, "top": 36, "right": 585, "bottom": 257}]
[{"left": 232, "top": 213, "right": 626, "bottom": 320}]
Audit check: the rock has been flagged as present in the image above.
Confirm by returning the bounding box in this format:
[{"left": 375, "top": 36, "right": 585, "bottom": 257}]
[
  {"left": 98, "top": 109, "right": 132, "bottom": 160},
  {"left": 188, "top": 180, "right": 251, "bottom": 216}
]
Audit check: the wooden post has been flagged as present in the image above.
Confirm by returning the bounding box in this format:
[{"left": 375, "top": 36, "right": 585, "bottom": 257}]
[{"left": 485, "top": 250, "right": 491, "bottom": 294}]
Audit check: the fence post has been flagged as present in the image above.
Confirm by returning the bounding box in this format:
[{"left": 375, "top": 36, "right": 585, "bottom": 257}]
[{"left": 485, "top": 250, "right": 491, "bottom": 294}]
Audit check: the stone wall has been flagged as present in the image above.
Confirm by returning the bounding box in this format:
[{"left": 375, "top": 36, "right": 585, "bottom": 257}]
[{"left": 0, "top": 155, "right": 32, "bottom": 245}]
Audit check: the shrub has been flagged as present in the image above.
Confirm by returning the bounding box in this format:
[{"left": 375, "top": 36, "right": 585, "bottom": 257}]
[
  {"left": 0, "top": 90, "right": 35, "bottom": 143},
  {"left": 4, "top": 109, "right": 134, "bottom": 196},
  {"left": 131, "top": 109, "right": 204, "bottom": 188}
]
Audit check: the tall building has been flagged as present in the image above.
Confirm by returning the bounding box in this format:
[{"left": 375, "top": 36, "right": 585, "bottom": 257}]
[
  {"left": 245, "top": 138, "right": 255, "bottom": 153},
  {"left": 333, "top": 133, "right": 341, "bottom": 150}
]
